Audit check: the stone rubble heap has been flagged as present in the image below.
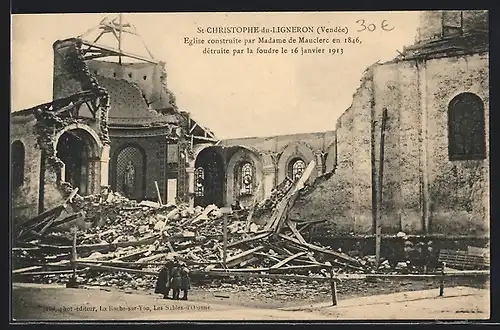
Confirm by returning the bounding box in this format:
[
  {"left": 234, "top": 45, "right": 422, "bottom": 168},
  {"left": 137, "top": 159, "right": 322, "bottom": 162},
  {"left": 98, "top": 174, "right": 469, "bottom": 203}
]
[
  {"left": 13, "top": 162, "right": 470, "bottom": 293},
  {"left": 13, "top": 190, "right": 437, "bottom": 292},
  {"left": 11, "top": 166, "right": 372, "bottom": 290}
]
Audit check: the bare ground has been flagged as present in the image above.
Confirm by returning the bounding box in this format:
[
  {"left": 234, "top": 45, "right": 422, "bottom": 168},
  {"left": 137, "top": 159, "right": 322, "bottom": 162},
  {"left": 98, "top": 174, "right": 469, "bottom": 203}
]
[{"left": 12, "top": 277, "right": 490, "bottom": 321}]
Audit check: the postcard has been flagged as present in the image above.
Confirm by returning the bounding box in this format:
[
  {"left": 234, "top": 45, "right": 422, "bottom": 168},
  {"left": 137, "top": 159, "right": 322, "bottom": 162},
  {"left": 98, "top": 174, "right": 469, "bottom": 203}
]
[{"left": 11, "top": 10, "right": 490, "bottom": 322}]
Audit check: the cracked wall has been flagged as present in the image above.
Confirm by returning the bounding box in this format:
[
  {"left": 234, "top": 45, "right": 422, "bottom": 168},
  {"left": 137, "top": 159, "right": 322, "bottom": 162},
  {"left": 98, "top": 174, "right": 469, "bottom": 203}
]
[
  {"left": 11, "top": 112, "right": 70, "bottom": 223},
  {"left": 425, "top": 54, "right": 489, "bottom": 235},
  {"left": 289, "top": 68, "right": 375, "bottom": 235},
  {"left": 290, "top": 52, "right": 488, "bottom": 238},
  {"left": 11, "top": 113, "right": 42, "bottom": 222}
]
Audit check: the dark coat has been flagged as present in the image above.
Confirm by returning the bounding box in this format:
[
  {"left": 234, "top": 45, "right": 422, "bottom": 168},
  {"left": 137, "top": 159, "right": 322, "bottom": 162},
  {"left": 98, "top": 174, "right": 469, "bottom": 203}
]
[
  {"left": 180, "top": 267, "right": 191, "bottom": 290},
  {"left": 154, "top": 267, "right": 170, "bottom": 294},
  {"left": 170, "top": 267, "right": 182, "bottom": 289}
]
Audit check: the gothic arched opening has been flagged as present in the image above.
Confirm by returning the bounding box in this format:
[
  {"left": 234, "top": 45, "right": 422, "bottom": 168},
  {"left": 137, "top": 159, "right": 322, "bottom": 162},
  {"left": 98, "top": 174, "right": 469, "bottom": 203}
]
[
  {"left": 287, "top": 157, "right": 306, "bottom": 181},
  {"left": 194, "top": 147, "right": 225, "bottom": 207},
  {"left": 112, "top": 144, "right": 147, "bottom": 201},
  {"left": 448, "top": 92, "right": 486, "bottom": 161},
  {"left": 56, "top": 128, "right": 100, "bottom": 195}
]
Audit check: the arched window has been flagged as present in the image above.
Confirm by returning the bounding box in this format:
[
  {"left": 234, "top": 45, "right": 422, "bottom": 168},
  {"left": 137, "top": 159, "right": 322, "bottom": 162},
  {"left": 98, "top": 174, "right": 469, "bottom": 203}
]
[
  {"left": 240, "top": 162, "right": 254, "bottom": 196},
  {"left": 448, "top": 93, "right": 486, "bottom": 161},
  {"left": 194, "top": 167, "right": 205, "bottom": 197},
  {"left": 289, "top": 159, "right": 306, "bottom": 181},
  {"left": 12, "top": 140, "right": 25, "bottom": 189}
]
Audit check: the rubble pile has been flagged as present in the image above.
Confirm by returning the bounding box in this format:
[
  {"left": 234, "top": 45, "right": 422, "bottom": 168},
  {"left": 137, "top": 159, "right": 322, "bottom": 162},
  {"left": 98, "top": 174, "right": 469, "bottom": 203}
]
[
  {"left": 13, "top": 160, "right": 369, "bottom": 289},
  {"left": 14, "top": 159, "right": 483, "bottom": 293},
  {"left": 253, "top": 177, "right": 294, "bottom": 219}
]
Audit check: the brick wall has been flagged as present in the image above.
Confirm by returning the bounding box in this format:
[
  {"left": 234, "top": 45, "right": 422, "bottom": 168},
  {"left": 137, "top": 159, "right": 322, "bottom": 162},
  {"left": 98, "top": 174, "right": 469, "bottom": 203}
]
[{"left": 109, "top": 135, "right": 167, "bottom": 201}]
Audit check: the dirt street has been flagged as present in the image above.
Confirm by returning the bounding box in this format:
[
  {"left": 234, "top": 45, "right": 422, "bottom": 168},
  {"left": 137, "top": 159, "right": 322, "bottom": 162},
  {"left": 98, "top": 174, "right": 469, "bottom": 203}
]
[{"left": 12, "top": 281, "right": 490, "bottom": 321}]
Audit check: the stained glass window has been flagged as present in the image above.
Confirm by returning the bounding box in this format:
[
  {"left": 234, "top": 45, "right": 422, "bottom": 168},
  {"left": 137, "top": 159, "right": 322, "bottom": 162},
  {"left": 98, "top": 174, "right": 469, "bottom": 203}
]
[
  {"left": 448, "top": 93, "right": 486, "bottom": 161},
  {"left": 240, "top": 162, "right": 253, "bottom": 195},
  {"left": 195, "top": 167, "right": 205, "bottom": 197},
  {"left": 291, "top": 159, "right": 306, "bottom": 181}
]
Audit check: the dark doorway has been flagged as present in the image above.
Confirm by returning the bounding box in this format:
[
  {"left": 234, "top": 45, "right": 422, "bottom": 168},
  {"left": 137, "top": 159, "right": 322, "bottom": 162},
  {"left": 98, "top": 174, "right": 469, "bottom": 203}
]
[
  {"left": 194, "top": 147, "right": 225, "bottom": 207},
  {"left": 56, "top": 129, "right": 97, "bottom": 195}
]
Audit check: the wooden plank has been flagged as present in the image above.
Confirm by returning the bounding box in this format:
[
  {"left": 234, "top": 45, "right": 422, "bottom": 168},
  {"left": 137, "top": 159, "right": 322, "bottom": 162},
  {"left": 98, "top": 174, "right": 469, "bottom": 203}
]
[
  {"left": 223, "top": 214, "right": 228, "bottom": 267},
  {"left": 273, "top": 193, "right": 298, "bottom": 235},
  {"left": 375, "top": 108, "right": 388, "bottom": 266},
  {"left": 192, "top": 270, "right": 489, "bottom": 283},
  {"left": 254, "top": 252, "right": 282, "bottom": 263},
  {"left": 227, "top": 231, "right": 271, "bottom": 248},
  {"left": 193, "top": 270, "right": 333, "bottom": 282},
  {"left": 76, "top": 262, "right": 158, "bottom": 275},
  {"left": 286, "top": 219, "right": 307, "bottom": 244},
  {"left": 270, "top": 252, "right": 306, "bottom": 269},
  {"left": 74, "top": 259, "right": 220, "bottom": 267},
  {"left": 12, "top": 266, "right": 43, "bottom": 274},
  {"left": 365, "top": 271, "right": 490, "bottom": 279},
  {"left": 265, "top": 161, "right": 316, "bottom": 232},
  {"left": 31, "top": 234, "right": 161, "bottom": 252},
  {"left": 49, "top": 212, "right": 84, "bottom": 230},
  {"left": 154, "top": 181, "right": 163, "bottom": 206},
  {"left": 278, "top": 233, "right": 361, "bottom": 266},
  {"left": 13, "top": 269, "right": 87, "bottom": 277},
  {"left": 245, "top": 182, "right": 263, "bottom": 232},
  {"left": 240, "top": 257, "right": 259, "bottom": 267},
  {"left": 80, "top": 40, "right": 158, "bottom": 64},
  {"left": 226, "top": 246, "right": 265, "bottom": 268}
]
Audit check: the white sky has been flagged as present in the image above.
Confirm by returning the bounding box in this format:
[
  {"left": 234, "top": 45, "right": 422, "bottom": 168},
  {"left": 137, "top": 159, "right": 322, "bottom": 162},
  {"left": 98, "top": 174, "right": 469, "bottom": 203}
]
[{"left": 11, "top": 12, "right": 420, "bottom": 139}]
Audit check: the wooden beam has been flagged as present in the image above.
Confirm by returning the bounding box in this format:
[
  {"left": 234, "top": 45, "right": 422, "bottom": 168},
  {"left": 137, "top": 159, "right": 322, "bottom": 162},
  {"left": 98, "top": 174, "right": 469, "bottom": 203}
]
[
  {"left": 77, "top": 262, "right": 158, "bottom": 275},
  {"left": 189, "top": 123, "right": 199, "bottom": 134},
  {"left": 31, "top": 234, "right": 161, "bottom": 252},
  {"left": 375, "top": 108, "right": 388, "bottom": 266},
  {"left": 80, "top": 40, "right": 158, "bottom": 64},
  {"left": 270, "top": 252, "right": 306, "bottom": 269},
  {"left": 13, "top": 269, "right": 87, "bottom": 277},
  {"left": 286, "top": 219, "right": 307, "bottom": 244},
  {"left": 223, "top": 214, "right": 228, "bottom": 268},
  {"left": 226, "top": 246, "right": 264, "bottom": 267},
  {"left": 227, "top": 231, "right": 271, "bottom": 248},
  {"left": 278, "top": 234, "right": 362, "bottom": 267},
  {"left": 245, "top": 182, "right": 262, "bottom": 232}
]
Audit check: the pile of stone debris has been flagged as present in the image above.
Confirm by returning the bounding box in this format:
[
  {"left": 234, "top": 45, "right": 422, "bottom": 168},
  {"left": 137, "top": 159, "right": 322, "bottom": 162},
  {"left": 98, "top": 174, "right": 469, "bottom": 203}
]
[
  {"left": 12, "top": 186, "right": 365, "bottom": 289},
  {"left": 12, "top": 161, "right": 445, "bottom": 292},
  {"left": 12, "top": 161, "right": 370, "bottom": 290}
]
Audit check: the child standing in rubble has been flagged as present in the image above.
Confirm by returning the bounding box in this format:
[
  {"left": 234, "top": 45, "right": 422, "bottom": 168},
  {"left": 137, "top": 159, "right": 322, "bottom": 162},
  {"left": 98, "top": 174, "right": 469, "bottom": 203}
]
[
  {"left": 170, "top": 261, "right": 183, "bottom": 300},
  {"left": 180, "top": 262, "right": 191, "bottom": 300}
]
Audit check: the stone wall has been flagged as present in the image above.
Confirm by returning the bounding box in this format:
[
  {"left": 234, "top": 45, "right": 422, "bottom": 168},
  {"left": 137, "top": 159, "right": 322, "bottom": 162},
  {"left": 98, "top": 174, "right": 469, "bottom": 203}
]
[
  {"left": 221, "top": 130, "right": 336, "bottom": 189},
  {"left": 222, "top": 131, "right": 335, "bottom": 155},
  {"left": 289, "top": 67, "right": 375, "bottom": 235},
  {"left": 52, "top": 39, "right": 85, "bottom": 100},
  {"left": 11, "top": 113, "right": 41, "bottom": 223},
  {"left": 425, "top": 54, "right": 489, "bottom": 235},
  {"left": 416, "top": 10, "right": 488, "bottom": 43},
  {"left": 87, "top": 60, "right": 173, "bottom": 110},
  {"left": 11, "top": 112, "right": 77, "bottom": 223},
  {"left": 289, "top": 51, "right": 489, "bottom": 238},
  {"left": 109, "top": 135, "right": 167, "bottom": 201}
]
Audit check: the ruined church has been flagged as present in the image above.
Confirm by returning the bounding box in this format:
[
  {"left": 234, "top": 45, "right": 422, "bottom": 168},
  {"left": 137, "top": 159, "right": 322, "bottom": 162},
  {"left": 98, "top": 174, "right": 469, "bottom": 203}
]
[{"left": 11, "top": 11, "right": 489, "bottom": 244}]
